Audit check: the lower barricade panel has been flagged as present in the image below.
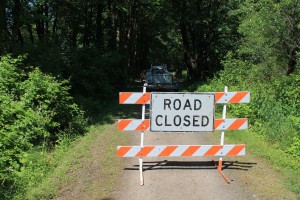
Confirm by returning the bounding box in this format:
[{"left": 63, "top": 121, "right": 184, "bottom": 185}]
[{"left": 117, "top": 145, "right": 245, "bottom": 157}]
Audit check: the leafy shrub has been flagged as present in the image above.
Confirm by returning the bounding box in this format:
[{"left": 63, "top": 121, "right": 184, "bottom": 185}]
[
  {"left": 0, "top": 55, "right": 86, "bottom": 198},
  {"left": 53, "top": 48, "right": 127, "bottom": 115},
  {"left": 194, "top": 54, "right": 300, "bottom": 158},
  {"left": 26, "top": 46, "right": 127, "bottom": 111}
]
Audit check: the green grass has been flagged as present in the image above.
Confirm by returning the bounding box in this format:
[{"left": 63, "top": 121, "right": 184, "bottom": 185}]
[
  {"left": 224, "top": 129, "right": 300, "bottom": 197},
  {"left": 22, "top": 123, "right": 128, "bottom": 199}
]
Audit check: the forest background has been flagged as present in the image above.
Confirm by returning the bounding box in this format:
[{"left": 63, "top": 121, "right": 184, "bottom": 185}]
[{"left": 0, "top": 0, "right": 299, "bottom": 199}]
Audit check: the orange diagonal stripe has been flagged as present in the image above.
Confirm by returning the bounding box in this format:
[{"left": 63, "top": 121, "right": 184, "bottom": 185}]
[
  {"left": 117, "top": 146, "right": 132, "bottom": 157},
  {"left": 159, "top": 146, "right": 178, "bottom": 156},
  {"left": 204, "top": 146, "right": 222, "bottom": 156},
  {"left": 214, "top": 119, "right": 224, "bottom": 129},
  {"left": 135, "top": 146, "right": 155, "bottom": 157},
  {"left": 228, "top": 119, "right": 247, "bottom": 130},
  {"left": 226, "top": 145, "right": 245, "bottom": 156},
  {"left": 118, "top": 120, "right": 132, "bottom": 130},
  {"left": 119, "top": 92, "right": 132, "bottom": 104},
  {"left": 181, "top": 146, "right": 201, "bottom": 156},
  {"left": 215, "top": 92, "right": 225, "bottom": 102},
  {"left": 228, "top": 92, "right": 248, "bottom": 103},
  {"left": 135, "top": 93, "right": 150, "bottom": 104},
  {"left": 136, "top": 120, "right": 150, "bottom": 131}
]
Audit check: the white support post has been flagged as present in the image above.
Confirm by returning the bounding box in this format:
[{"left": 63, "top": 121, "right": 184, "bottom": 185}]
[
  {"left": 218, "top": 86, "right": 228, "bottom": 170},
  {"left": 139, "top": 84, "right": 146, "bottom": 186}
]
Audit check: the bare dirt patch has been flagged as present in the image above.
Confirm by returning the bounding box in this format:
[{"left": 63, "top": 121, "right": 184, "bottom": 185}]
[{"left": 54, "top": 124, "right": 128, "bottom": 200}]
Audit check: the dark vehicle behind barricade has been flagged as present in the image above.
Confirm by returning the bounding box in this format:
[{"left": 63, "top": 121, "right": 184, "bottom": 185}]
[{"left": 143, "top": 65, "right": 179, "bottom": 91}]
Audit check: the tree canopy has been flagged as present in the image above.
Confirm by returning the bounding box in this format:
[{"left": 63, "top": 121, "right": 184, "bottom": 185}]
[{"left": 1, "top": 0, "right": 298, "bottom": 85}]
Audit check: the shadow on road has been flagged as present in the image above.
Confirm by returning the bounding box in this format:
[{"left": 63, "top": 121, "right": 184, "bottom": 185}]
[{"left": 123, "top": 160, "right": 257, "bottom": 171}]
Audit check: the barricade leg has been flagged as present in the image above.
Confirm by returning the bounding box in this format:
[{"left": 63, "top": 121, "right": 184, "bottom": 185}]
[
  {"left": 139, "top": 158, "right": 144, "bottom": 185},
  {"left": 212, "top": 158, "right": 231, "bottom": 184},
  {"left": 139, "top": 84, "right": 147, "bottom": 186},
  {"left": 214, "top": 86, "right": 230, "bottom": 184}
]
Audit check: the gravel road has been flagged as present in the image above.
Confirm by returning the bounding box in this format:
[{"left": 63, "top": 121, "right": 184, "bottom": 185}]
[
  {"left": 112, "top": 104, "right": 297, "bottom": 200},
  {"left": 113, "top": 131, "right": 262, "bottom": 200}
]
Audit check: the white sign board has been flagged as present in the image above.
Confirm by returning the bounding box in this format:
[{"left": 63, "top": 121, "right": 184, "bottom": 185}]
[{"left": 150, "top": 93, "right": 215, "bottom": 132}]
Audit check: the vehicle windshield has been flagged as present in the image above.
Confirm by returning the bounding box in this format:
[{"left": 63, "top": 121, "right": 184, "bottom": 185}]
[{"left": 152, "top": 68, "right": 166, "bottom": 74}]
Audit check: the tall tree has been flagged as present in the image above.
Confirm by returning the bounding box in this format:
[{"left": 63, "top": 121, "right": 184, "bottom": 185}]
[
  {"left": 0, "top": 0, "right": 9, "bottom": 53},
  {"left": 236, "top": 0, "right": 300, "bottom": 76},
  {"left": 168, "top": 0, "right": 239, "bottom": 81}
]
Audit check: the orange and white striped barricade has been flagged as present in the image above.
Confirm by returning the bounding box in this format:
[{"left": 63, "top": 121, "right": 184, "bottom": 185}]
[
  {"left": 117, "top": 87, "right": 250, "bottom": 184},
  {"left": 118, "top": 118, "right": 248, "bottom": 131},
  {"left": 117, "top": 145, "right": 246, "bottom": 157},
  {"left": 119, "top": 91, "right": 250, "bottom": 104}
]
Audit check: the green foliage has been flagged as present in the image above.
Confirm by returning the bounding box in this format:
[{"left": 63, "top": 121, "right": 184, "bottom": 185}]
[
  {"left": 62, "top": 48, "right": 128, "bottom": 116},
  {"left": 225, "top": 129, "right": 300, "bottom": 194},
  {"left": 23, "top": 45, "right": 128, "bottom": 115},
  {"left": 195, "top": 53, "right": 300, "bottom": 160},
  {"left": 231, "top": 0, "right": 300, "bottom": 76},
  {"left": 69, "top": 48, "right": 124, "bottom": 100},
  {"left": 193, "top": 52, "right": 300, "bottom": 193},
  {"left": 0, "top": 55, "right": 86, "bottom": 199}
]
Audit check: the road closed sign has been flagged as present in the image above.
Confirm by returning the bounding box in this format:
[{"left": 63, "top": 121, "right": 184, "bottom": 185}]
[{"left": 150, "top": 93, "right": 215, "bottom": 132}]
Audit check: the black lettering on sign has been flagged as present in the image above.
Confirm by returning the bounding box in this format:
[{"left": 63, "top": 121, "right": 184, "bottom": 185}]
[
  {"left": 202, "top": 116, "right": 209, "bottom": 126},
  {"left": 174, "top": 115, "right": 181, "bottom": 126},
  {"left": 194, "top": 99, "right": 202, "bottom": 110},
  {"left": 183, "top": 115, "right": 191, "bottom": 126},
  {"left": 193, "top": 115, "right": 200, "bottom": 126},
  {"left": 155, "top": 115, "right": 163, "bottom": 126},
  {"left": 165, "top": 115, "right": 171, "bottom": 126},
  {"left": 183, "top": 99, "right": 192, "bottom": 110},
  {"left": 173, "top": 99, "right": 181, "bottom": 110},
  {"left": 164, "top": 99, "right": 171, "bottom": 110}
]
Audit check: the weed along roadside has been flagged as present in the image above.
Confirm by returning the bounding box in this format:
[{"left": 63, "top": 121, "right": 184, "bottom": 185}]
[{"left": 21, "top": 122, "right": 129, "bottom": 200}]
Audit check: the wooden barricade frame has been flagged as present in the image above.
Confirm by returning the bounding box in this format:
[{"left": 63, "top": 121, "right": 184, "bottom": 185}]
[{"left": 117, "top": 85, "right": 250, "bottom": 185}]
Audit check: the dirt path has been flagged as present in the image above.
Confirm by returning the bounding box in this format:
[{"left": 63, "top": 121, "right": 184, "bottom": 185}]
[
  {"left": 50, "top": 101, "right": 297, "bottom": 200},
  {"left": 112, "top": 130, "right": 297, "bottom": 200}
]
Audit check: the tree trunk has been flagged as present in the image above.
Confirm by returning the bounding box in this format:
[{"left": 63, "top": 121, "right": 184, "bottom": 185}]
[
  {"left": 107, "top": 0, "right": 117, "bottom": 50},
  {"left": 0, "top": 0, "right": 8, "bottom": 35},
  {"left": 96, "top": 2, "right": 104, "bottom": 49},
  {"left": 286, "top": 48, "right": 297, "bottom": 75},
  {"left": 83, "top": 3, "right": 90, "bottom": 47},
  {"left": 36, "top": 5, "right": 45, "bottom": 40},
  {"left": 0, "top": 0, "right": 9, "bottom": 53},
  {"left": 12, "top": 0, "right": 23, "bottom": 46},
  {"left": 52, "top": 9, "right": 58, "bottom": 34},
  {"left": 44, "top": 3, "right": 49, "bottom": 35},
  {"left": 27, "top": 24, "right": 34, "bottom": 44},
  {"left": 71, "top": 29, "right": 78, "bottom": 48}
]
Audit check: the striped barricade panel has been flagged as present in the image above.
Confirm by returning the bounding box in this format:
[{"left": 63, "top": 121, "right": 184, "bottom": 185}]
[
  {"left": 118, "top": 119, "right": 150, "bottom": 131},
  {"left": 215, "top": 92, "right": 250, "bottom": 104},
  {"left": 117, "top": 145, "right": 246, "bottom": 157},
  {"left": 119, "top": 92, "right": 150, "bottom": 104},
  {"left": 119, "top": 92, "right": 250, "bottom": 104},
  {"left": 118, "top": 118, "right": 248, "bottom": 131},
  {"left": 214, "top": 118, "right": 248, "bottom": 130}
]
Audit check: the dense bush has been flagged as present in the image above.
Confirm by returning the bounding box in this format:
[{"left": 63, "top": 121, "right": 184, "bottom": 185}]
[
  {"left": 69, "top": 48, "right": 125, "bottom": 99},
  {"left": 195, "top": 56, "right": 300, "bottom": 158},
  {"left": 25, "top": 46, "right": 127, "bottom": 115},
  {"left": 0, "top": 55, "right": 87, "bottom": 197}
]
